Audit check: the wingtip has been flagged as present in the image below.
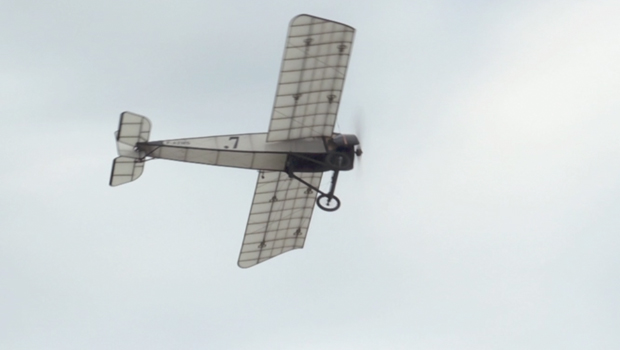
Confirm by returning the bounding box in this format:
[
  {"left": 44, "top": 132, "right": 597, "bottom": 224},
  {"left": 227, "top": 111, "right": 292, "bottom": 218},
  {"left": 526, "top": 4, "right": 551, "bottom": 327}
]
[{"left": 237, "top": 261, "right": 254, "bottom": 269}]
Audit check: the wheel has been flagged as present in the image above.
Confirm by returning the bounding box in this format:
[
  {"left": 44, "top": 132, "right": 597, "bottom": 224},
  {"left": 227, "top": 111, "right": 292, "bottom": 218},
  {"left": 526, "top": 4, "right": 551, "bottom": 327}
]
[
  {"left": 316, "top": 194, "right": 341, "bottom": 212},
  {"left": 325, "top": 152, "right": 352, "bottom": 170}
]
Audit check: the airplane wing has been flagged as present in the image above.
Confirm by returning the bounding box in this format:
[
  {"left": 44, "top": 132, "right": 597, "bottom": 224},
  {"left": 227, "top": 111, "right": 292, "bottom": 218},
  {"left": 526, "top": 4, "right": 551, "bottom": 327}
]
[
  {"left": 238, "top": 171, "right": 323, "bottom": 268},
  {"left": 267, "top": 14, "right": 355, "bottom": 142}
]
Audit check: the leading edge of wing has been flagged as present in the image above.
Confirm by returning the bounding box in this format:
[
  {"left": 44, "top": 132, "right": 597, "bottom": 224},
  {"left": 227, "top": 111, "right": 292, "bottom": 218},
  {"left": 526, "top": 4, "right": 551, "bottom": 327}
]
[{"left": 266, "top": 14, "right": 356, "bottom": 142}]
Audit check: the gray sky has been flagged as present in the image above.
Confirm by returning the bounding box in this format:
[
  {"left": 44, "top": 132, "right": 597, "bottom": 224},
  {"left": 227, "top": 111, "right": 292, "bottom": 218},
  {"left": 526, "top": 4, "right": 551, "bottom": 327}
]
[{"left": 2, "top": 1, "right": 619, "bottom": 349}]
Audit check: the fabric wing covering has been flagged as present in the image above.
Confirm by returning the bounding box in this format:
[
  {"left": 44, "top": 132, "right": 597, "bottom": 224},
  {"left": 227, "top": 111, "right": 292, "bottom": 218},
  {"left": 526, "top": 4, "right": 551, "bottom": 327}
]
[
  {"left": 238, "top": 171, "right": 323, "bottom": 268},
  {"left": 267, "top": 14, "right": 355, "bottom": 142}
]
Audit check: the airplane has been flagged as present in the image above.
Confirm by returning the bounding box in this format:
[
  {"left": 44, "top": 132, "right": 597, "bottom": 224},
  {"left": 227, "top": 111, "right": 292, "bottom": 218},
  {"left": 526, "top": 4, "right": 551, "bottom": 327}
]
[{"left": 110, "top": 14, "right": 360, "bottom": 268}]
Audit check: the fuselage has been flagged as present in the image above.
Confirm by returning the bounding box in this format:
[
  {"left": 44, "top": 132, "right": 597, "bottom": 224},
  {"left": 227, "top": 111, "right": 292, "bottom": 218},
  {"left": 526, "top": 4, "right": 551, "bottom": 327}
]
[{"left": 137, "top": 133, "right": 351, "bottom": 172}]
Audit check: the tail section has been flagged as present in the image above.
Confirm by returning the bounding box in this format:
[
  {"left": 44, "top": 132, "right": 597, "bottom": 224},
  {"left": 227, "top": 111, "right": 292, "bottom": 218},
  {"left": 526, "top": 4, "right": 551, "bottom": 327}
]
[
  {"left": 115, "top": 112, "right": 151, "bottom": 158},
  {"left": 110, "top": 156, "right": 145, "bottom": 186},
  {"left": 109, "top": 112, "right": 151, "bottom": 186}
]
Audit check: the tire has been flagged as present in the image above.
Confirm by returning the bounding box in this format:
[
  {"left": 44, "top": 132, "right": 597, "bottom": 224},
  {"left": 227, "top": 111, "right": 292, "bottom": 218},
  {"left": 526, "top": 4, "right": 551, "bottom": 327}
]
[{"left": 316, "top": 194, "right": 341, "bottom": 212}]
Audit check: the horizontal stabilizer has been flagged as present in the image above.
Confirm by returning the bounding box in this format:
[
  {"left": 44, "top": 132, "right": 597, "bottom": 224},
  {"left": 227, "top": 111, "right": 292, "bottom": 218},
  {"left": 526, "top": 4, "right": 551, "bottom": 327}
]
[
  {"left": 115, "top": 112, "right": 151, "bottom": 158},
  {"left": 109, "top": 156, "right": 145, "bottom": 186}
]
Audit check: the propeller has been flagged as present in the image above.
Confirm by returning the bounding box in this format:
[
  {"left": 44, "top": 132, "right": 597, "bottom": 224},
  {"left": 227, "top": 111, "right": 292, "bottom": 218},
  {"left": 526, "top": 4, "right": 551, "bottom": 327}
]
[{"left": 353, "top": 110, "right": 364, "bottom": 173}]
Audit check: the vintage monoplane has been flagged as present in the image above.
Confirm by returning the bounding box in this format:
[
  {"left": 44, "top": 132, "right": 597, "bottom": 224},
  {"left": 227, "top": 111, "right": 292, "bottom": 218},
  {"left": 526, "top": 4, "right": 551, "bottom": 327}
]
[{"left": 110, "top": 14, "right": 360, "bottom": 268}]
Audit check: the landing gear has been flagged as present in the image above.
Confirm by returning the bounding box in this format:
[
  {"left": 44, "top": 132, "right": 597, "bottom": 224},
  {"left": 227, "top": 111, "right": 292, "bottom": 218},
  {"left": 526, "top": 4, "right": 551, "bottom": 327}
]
[
  {"left": 286, "top": 166, "right": 343, "bottom": 212},
  {"left": 317, "top": 193, "right": 340, "bottom": 211},
  {"left": 284, "top": 149, "right": 354, "bottom": 212}
]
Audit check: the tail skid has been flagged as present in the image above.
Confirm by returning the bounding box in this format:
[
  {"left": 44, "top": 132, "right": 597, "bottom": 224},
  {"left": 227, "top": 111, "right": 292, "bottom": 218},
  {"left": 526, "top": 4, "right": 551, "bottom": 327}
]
[{"left": 109, "top": 112, "right": 151, "bottom": 186}]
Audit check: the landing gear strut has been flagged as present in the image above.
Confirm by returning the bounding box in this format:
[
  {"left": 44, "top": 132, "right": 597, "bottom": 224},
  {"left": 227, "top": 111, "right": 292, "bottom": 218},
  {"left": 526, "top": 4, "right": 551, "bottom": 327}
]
[
  {"left": 316, "top": 171, "right": 341, "bottom": 211},
  {"left": 286, "top": 161, "right": 342, "bottom": 212}
]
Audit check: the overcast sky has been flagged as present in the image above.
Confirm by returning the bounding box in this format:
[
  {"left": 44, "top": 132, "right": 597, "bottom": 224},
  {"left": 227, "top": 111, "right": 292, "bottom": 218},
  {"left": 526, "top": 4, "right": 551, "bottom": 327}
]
[{"left": 1, "top": 1, "right": 619, "bottom": 349}]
